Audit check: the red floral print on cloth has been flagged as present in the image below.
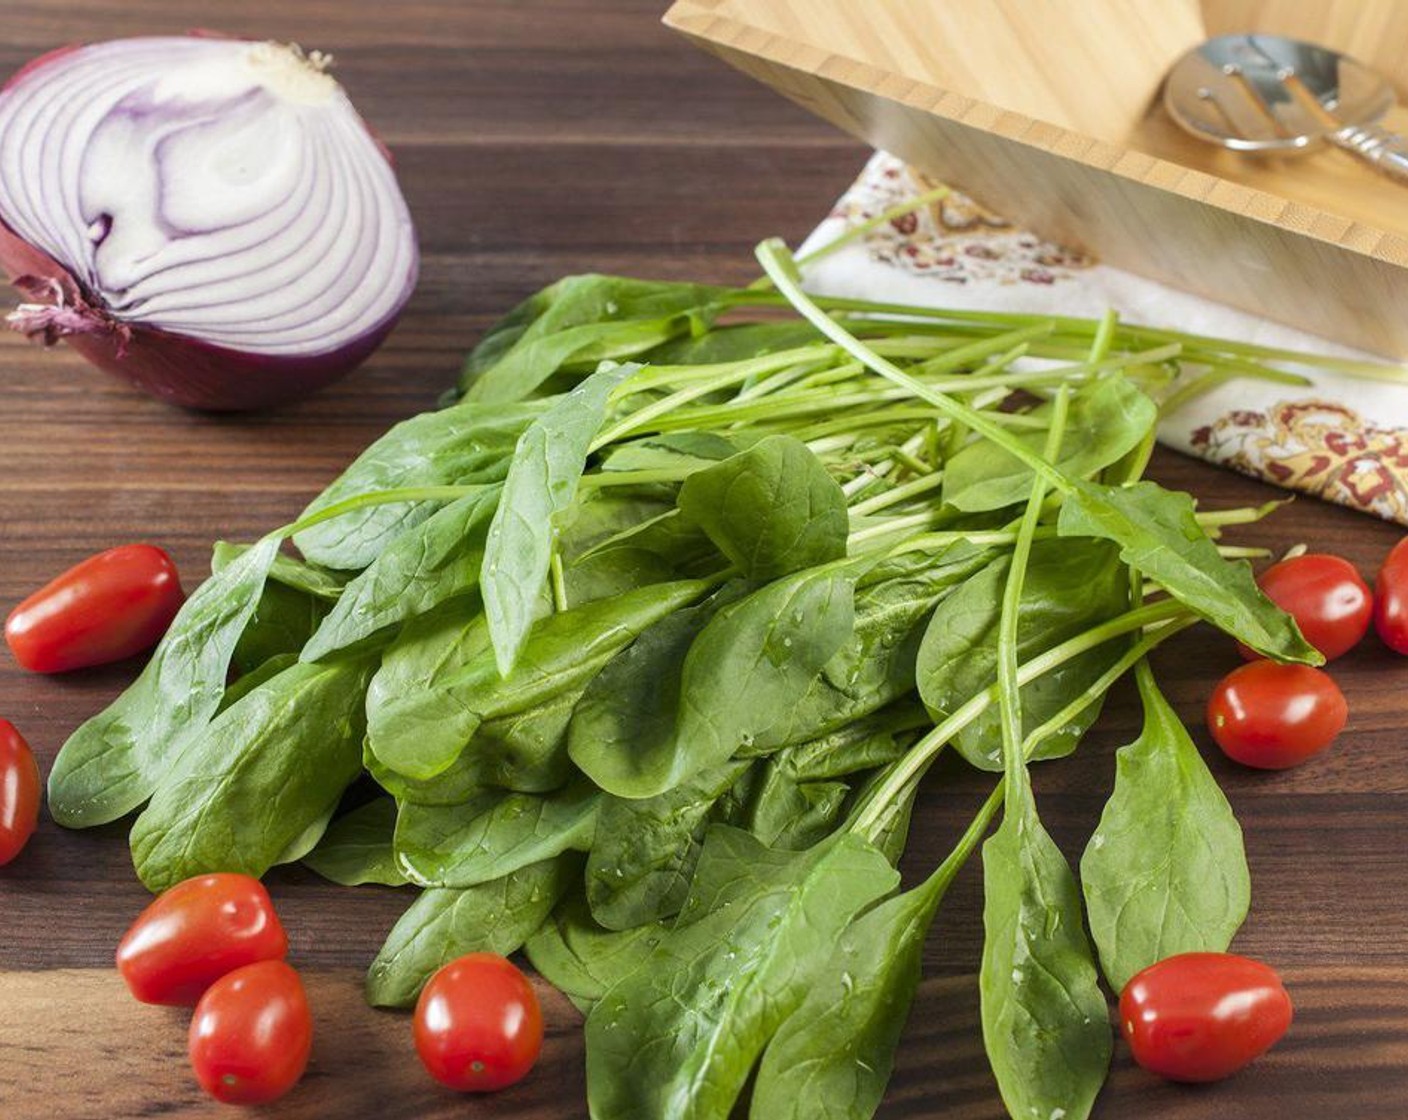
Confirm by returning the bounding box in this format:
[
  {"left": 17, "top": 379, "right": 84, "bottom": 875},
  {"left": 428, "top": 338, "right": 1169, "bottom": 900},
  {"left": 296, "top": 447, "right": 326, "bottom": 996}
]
[
  {"left": 828, "top": 156, "right": 1095, "bottom": 285},
  {"left": 816, "top": 151, "right": 1408, "bottom": 525},
  {"left": 1190, "top": 400, "right": 1408, "bottom": 521}
]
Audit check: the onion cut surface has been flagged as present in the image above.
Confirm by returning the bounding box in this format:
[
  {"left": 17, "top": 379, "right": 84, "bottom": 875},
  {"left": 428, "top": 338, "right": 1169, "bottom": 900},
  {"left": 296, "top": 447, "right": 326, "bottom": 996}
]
[{"left": 0, "top": 37, "right": 419, "bottom": 409}]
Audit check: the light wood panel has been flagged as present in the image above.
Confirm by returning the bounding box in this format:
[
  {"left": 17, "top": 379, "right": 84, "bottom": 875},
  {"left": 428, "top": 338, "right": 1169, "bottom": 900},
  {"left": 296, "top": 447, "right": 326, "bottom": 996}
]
[{"left": 699, "top": 0, "right": 1207, "bottom": 140}]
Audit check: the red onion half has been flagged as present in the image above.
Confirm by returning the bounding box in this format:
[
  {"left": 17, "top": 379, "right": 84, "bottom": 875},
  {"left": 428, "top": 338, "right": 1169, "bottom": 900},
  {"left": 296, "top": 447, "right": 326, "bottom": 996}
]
[{"left": 0, "top": 37, "right": 418, "bottom": 410}]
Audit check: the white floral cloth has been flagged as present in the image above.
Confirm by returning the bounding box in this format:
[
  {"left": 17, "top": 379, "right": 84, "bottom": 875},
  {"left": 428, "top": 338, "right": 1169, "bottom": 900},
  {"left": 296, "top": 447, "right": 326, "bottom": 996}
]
[{"left": 800, "top": 153, "right": 1408, "bottom": 524}]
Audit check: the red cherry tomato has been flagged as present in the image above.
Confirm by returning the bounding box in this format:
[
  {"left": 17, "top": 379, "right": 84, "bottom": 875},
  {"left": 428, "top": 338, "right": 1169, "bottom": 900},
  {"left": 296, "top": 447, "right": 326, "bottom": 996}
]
[
  {"left": 5, "top": 544, "right": 184, "bottom": 672},
  {"left": 1375, "top": 538, "right": 1408, "bottom": 654},
  {"left": 414, "top": 953, "right": 543, "bottom": 1093},
  {"left": 0, "top": 719, "right": 40, "bottom": 866},
  {"left": 1206, "top": 660, "right": 1347, "bottom": 769},
  {"left": 1121, "top": 952, "right": 1293, "bottom": 1082},
  {"left": 189, "top": 960, "right": 312, "bottom": 1106},
  {"left": 1240, "top": 553, "right": 1371, "bottom": 661},
  {"left": 116, "top": 873, "right": 288, "bottom": 1006}
]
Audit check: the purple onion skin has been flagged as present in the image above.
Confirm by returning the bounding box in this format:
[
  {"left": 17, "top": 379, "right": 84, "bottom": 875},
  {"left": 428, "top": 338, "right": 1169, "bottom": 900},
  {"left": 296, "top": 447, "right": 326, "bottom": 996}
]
[{"left": 0, "top": 218, "right": 404, "bottom": 411}]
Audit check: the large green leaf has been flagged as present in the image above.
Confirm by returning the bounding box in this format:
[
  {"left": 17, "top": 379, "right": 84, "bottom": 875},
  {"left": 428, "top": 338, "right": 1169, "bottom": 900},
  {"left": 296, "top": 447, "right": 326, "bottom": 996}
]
[
  {"left": 917, "top": 539, "right": 1130, "bottom": 770},
  {"left": 572, "top": 561, "right": 863, "bottom": 799},
  {"left": 742, "top": 762, "right": 850, "bottom": 851},
  {"left": 461, "top": 274, "right": 728, "bottom": 401},
  {"left": 301, "top": 487, "right": 501, "bottom": 661},
  {"left": 367, "top": 690, "right": 579, "bottom": 803},
  {"left": 303, "top": 798, "right": 407, "bottom": 887},
  {"left": 772, "top": 705, "right": 923, "bottom": 782},
  {"left": 943, "top": 377, "right": 1157, "bottom": 512},
  {"left": 293, "top": 401, "right": 541, "bottom": 570},
  {"left": 48, "top": 537, "right": 281, "bottom": 829},
  {"left": 585, "top": 828, "right": 898, "bottom": 1120},
  {"left": 566, "top": 581, "right": 748, "bottom": 799},
  {"left": 525, "top": 892, "right": 668, "bottom": 1014},
  {"left": 1058, "top": 479, "right": 1319, "bottom": 662},
  {"left": 1081, "top": 666, "right": 1250, "bottom": 990},
  {"left": 980, "top": 784, "right": 1111, "bottom": 1120},
  {"left": 481, "top": 364, "right": 636, "bottom": 674},
  {"left": 750, "top": 872, "right": 947, "bottom": 1120},
  {"left": 369, "top": 580, "right": 709, "bottom": 782},
  {"left": 394, "top": 781, "right": 599, "bottom": 888},
  {"left": 766, "top": 544, "right": 993, "bottom": 752},
  {"left": 585, "top": 759, "right": 750, "bottom": 930},
  {"left": 365, "top": 857, "right": 574, "bottom": 1008},
  {"left": 676, "top": 435, "right": 848, "bottom": 580},
  {"left": 129, "top": 656, "right": 373, "bottom": 892}
]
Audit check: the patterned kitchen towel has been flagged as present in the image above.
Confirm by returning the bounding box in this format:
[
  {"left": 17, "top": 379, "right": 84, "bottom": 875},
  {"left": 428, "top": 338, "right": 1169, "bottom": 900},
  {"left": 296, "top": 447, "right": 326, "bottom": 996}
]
[{"left": 799, "top": 152, "right": 1408, "bottom": 525}]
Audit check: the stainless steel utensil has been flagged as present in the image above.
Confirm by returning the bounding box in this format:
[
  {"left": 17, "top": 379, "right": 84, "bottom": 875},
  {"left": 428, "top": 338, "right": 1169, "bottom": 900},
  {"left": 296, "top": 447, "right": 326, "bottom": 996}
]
[{"left": 1164, "top": 33, "right": 1408, "bottom": 182}]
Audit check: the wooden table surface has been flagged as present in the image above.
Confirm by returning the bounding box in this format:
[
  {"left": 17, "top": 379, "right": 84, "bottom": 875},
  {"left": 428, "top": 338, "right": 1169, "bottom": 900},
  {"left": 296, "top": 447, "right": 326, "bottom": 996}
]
[{"left": 0, "top": 2, "right": 1404, "bottom": 1117}]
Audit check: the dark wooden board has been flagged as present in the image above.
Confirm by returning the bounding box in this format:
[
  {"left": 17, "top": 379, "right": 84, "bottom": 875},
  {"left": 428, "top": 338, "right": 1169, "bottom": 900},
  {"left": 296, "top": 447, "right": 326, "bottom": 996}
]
[{"left": 0, "top": 2, "right": 1404, "bottom": 1117}]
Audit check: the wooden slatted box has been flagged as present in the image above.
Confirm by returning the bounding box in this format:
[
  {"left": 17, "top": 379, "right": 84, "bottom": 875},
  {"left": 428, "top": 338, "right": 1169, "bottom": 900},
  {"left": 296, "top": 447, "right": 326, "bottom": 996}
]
[{"left": 665, "top": 0, "right": 1408, "bottom": 357}]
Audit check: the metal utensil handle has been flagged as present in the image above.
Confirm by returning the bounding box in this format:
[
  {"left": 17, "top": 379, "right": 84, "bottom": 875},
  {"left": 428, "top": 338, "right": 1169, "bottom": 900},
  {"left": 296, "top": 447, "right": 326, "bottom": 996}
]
[{"left": 1333, "top": 123, "right": 1408, "bottom": 182}]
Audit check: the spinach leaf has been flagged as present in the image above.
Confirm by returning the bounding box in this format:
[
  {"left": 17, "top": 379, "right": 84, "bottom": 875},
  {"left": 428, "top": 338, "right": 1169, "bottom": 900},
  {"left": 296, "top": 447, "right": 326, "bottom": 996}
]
[
  {"left": 980, "top": 780, "right": 1111, "bottom": 1120},
  {"left": 129, "top": 656, "right": 373, "bottom": 892},
  {"left": 369, "top": 579, "right": 709, "bottom": 782},
  {"left": 942, "top": 377, "right": 1157, "bottom": 512},
  {"left": 743, "top": 763, "right": 850, "bottom": 850},
  {"left": 585, "top": 828, "right": 899, "bottom": 1120},
  {"left": 1058, "top": 479, "right": 1319, "bottom": 662},
  {"left": 218, "top": 653, "right": 300, "bottom": 713},
  {"left": 461, "top": 274, "right": 728, "bottom": 402},
  {"left": 567, "top": 581, "right": 749, "bottom": 799},
  {"left": 369, "top": 685, "right": 579, "bottom": 803},
  {"left": 676, "top": 435, "right": 848, "bottom": 580},
  {"left": 561, "top": 545, "right": 681, "bottom": 606},
  {"left": 525, "top": 892, "right": 667, "bottom": 1014},
  {"left": 394, "top": 781, "right": 599, "bottom": 889},
  {"left": 365, "top": 856, "right": 573, "bottom": 1008},
  {"left": 230, "top": 580, "right": 329, "bottom": 675},
  {"left": 600, "top": 431, "right": 743, "bottom": 474},
  {"left": 303, "top": 797, "right": 407, "bottom": 887},
  {"left": 47, "top": 537, "right": 281, "bottom": 829},
  {"left": 665, "top": 561, "right": 868, "bottom": 784},
  {"left": 482, "top": 364, "right": 636, "bottom": 674},
  {"left": 763, "top": 544, "right": 993, "bottom": 752},
  {"left": 586, "top": 759, "right": 751, "bottom": 931},
  {"left": 917, "top": 539, "right": 1130, "bottom": 770},
  {"left": 558, "top": 490, "right": 703, "bottom": 601},
  {"left": 301, "top": 487, "right": 502, "bottom": 662},
  {"left": 293, "top": 401, "right": 541, "bottom": 570},
  {"left": 363, "top": 601, "right": 496, "bottom": 780},
  {"left": 573, "top": 561, "right": 865, "bottom": 798},
  {"left": 774, "top": 705, "right": 923, "bottom": 781},
  {"left": 1080, "top": 665, "right": 1250, "bottom": 991},
  {"left": 642, "top": 320, "right": 821, "bottom": 365},
  {"left": 750, "top": 870, "right": 947, "bottom": 1120},
  {"left": 570, "top": 495, "right": 725, "bottom": 581},
  {"left": 212, "top": 541, "right": 348, "bottom": 601},
  {"left": 558, "top": 488, "right": 678, "bottom": 556}
]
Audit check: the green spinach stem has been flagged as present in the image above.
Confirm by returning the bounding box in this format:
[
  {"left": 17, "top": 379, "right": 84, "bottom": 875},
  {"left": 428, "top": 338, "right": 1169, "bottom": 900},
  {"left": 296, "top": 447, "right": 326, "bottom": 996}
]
[
  {"left": 995, "top": 386, "right": 1070, "bottom": 805},
  {"left": 852, "top": 597, "right": 1190, "bottom": 837}
]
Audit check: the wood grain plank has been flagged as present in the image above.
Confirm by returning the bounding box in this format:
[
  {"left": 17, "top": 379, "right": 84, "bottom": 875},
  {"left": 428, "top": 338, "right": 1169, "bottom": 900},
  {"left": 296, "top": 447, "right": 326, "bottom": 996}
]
[
  {"left": 1, "top": 965, "right": 1401, "bottom": 1119},
  {"left": 0, "top": 1, "right": 1406, "bottom": 1117}
]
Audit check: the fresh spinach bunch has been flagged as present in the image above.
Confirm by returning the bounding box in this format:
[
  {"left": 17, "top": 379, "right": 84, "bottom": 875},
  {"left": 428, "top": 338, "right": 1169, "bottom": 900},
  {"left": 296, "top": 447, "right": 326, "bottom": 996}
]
[{"left": 47, "top": 233, "right": 1351, "bottom": 1120}]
